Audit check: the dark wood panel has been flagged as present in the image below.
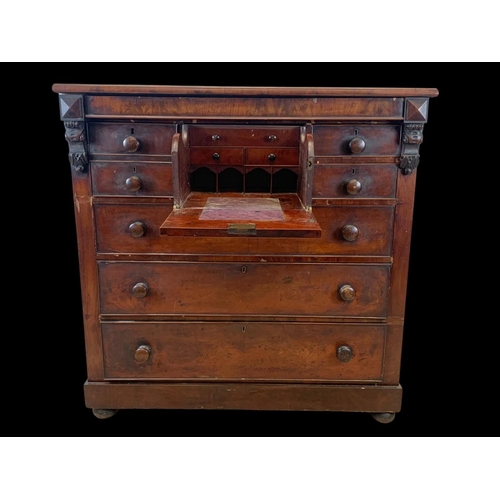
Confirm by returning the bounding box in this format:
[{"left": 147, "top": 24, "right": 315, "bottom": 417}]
[
  {"left": 190, "top": 125, "right": 300, "bottom": 147},
  {"left": 314, "top": 125, "right": 401, "bottom": 156},
  {"left": 84, "top": 381, "right": 403, "bottom": 412},
  {"left": 86, "top": 96, "right": 404, "bottom": 119},
  {"left": 245, "top": 148, "right": 299, "bottom": 166},
  {"left": 88, "top": 123, "right": 176, "bottom": 155},
  {"left": 190, "top": 147, "right": 244, "bottom": 166},
  {"left": 102, "top": 322, "right": 385, "bottom": 381},
  {"left": 313, "top": 164, "right": 397, "bottom": 198},
  {"left": 98, "top": 262, "right": 390, "bottom": 317},
  {"left": 94, "top": 204, "right": 394, "bottom": 255},
  {"left": 54, "top": 83, "right": 438, "bottom": 98},
  {"left": 91, "top": 162, "right": 172, "bottom": 196}
]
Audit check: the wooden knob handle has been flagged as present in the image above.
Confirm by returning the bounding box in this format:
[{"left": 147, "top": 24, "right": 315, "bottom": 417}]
[
  {"left": 268, "top": 153, "right": 276, "bottom": 161},
  {"left": 212, "top": 152, "right": 220, "bottom": 160},
  {"left": 268, "top": 135, "right": 277, "bottom": 141},
  {"left": 349, "top": 137, "right": 366, "bottom": 154},
  {"left": 123, "top": 135, "right": 140, "bottom": 153},
  {"left": 132, "top": 282, "right": 149, "bottom": 298},
  {"left": 346, "top": 179, "right": 362, "bottom": 195},
  {"left": 212, "top": 134, "right": 220, "bottom": 141},
  {"left": 337, "top": 345, "right": 353, "bottom": 363},
  {"left": 342, "top": 224, "right": 359, "bottom": 241},
  {"left": 125, "top": 176, "right": 142, "bottom": 192},
  {"left": 134, "top": 345, "right": 151, "bottom": 362},
  {"left": 128, "top": 221, "right": 145, "bottom": 238},
  {"left": 339, "top": 284, "right": 356, "bottom": 302}
]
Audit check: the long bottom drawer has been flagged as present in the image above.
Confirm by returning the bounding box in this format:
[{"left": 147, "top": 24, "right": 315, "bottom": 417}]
[{"left": 102, "top": 322, "right": 385, "bottom": 382}]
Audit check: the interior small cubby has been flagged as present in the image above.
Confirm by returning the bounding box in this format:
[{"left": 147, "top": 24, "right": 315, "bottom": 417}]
[{"left": 189, "top": 166, "right": 298, "bottom": 194}]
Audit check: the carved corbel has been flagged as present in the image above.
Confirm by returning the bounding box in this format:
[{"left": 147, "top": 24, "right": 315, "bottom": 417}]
[
  {"left": 64, "top": 121, "right": 88, "bottom": 172},
  {"left": 399, "top": 124, "right": 424, "bottom": 175}
]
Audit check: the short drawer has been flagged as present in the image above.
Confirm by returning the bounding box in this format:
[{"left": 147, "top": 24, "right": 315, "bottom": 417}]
[
  {"left": 94, "top": 204, "right": 394, "bottom": 256},
  {"left": 88, "top": 123, "right": 176, "bottom": 155},
  {"left": 245, "top": 148, "right": 299, "bottom": 166},
  {"left": 98, "top": 262, "right": 389, "bottom": 317},
  {"left": 190, "top": 125, "right": 300, "bottom": 147},
  {"left": 313, "top": 165, "right": 397, "bottom": 198},
  {"left": 102, "top": 322, "right": 385, "bottom": 381},
  {"left": 91, "top": 162, "right": 173, "bottom": 196},
  {"left": 314, "top": 125, "right": 401, "bottom": 156},
  {"left": 190, "top": 147, "right": 243, "bottom": 166}
]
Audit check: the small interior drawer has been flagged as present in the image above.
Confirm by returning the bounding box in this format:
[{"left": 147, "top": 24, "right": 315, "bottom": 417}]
[{"left": 190, "top": 147, "right": 243, "bottom": 166}]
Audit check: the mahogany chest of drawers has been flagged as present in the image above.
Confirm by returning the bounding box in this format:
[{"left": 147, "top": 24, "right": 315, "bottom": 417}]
[{"left": 53, "top": 84, "right": 438, "bottom": 422}]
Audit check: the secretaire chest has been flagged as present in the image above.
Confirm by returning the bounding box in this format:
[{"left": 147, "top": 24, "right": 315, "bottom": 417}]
[{"left": 53, "top": 85, "right": 438, "bottom": 422}]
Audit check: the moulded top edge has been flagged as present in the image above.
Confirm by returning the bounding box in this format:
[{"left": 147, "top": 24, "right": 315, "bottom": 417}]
[{"left": 52, "top": 84, "right": 439, "bottom": 98}]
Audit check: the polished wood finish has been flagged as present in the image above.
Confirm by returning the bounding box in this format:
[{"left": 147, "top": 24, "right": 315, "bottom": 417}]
[
  {"left": 88, "top": 123, "right": 175, "bottom": 155},
  {"left": 84, "top": 381, "right": 403, "bottom": 412},
  {"left": 54, "top": 85, "right": 436, "bottom": 420},
  {"left": 312, "top": 165, "right": 397, "bottom": 199},
  {"left": 98, "top": 262, "right": 389, "bottom": 317},
  {"left": 91, "top": 162, "right": 173, "bottom": 196},
  {"left": 102, "top": 322, "right": 385, "bottom": 381},
  {"left": 53, "top": 84, "right": 439, "bottom": 97},
  {"left": 314, "top": 125, "right": 401, "bottom": 156}
]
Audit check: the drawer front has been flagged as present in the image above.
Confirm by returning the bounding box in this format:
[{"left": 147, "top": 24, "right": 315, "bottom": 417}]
[
  {"left": 102, "top": 322, "right": 385, "bottom": 381},
  {"left": 245, "top": 148, "right": 299, "bottom": 166},
  {"left": 91, "top": 162, "right": 173, "bottom": 196},
  {"left": 314, "top": 125, "right": 401, "bottom": 156},
  {"left": 313, "top": 165, "right": 397, "bottom": 198},
  {"left": 190, "top": 147, "right": 243, "bottom": 166},
  {"left": 88, "top": 123, "right": 176, "bottom": 155},
  {"left": 190, "top": 125, "right": 300, "bottom": 147},
  {"left": 95, "top": 204, "right": 393, "bottom": 256},
  {"left": 98, "top": 262, "right": 389, "bottom": 317}
]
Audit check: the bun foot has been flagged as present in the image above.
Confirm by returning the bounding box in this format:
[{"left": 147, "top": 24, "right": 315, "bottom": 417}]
[
  {"left": 92, "top": 408, "right": 118, "bottom": 419},
  {"left": 371, "top": 412, "right": 396, "bottom": 424}
]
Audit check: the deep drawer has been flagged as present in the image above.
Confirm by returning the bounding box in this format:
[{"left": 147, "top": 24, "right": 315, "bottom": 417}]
[
  {"left": 190, "top": 125, "right": 301, "bottom": 147},
  {"left": 88, "top": 123, "right": 176, "bottom": 155},
  {"left": 94, "top": 204, "right": 394, "bottom": 256},
  {"left": 313, "top": 164, "right": 397, "bottom": 198},
  {"left": 314, "top": 125, "right": 401, "bottom": 156},
  {"left": 102, "top": 322, "right": 385, "bottom": 381},
  {"left": 98, "top": 262, "right": 389, "bottom": 317},
  {"left": 91, "top": 162, "right": 173, "bottom": 196}
]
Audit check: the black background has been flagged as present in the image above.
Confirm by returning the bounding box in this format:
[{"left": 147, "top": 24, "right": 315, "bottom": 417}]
[{"left": 16, "top": 64, "right": 483, "bottom": 436}]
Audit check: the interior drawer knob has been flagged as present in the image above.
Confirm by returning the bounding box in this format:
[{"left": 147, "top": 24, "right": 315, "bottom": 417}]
[
  {"left": 125, "top": 175, "right": 142, "bottom": 192},
  {"left": 134, "top": 344, "right": 151, "bottom": 362},
  {"left": 268, "top": 134, "right": 277, "bottom": 141},
  {"left": 341, "top": 224, "right": 359, "bottom": 241},
  {"left": 123, "top": 135, "right": 140, "bottom": 153},
  {"left": 348, "top": 137, "right": 366, "bottom": 154},
  {"left": 129, "top": 221, "right": 146, "bottom": 238},
  {"left": 268, "top": 153, "right": 276, "bottom": 161},
  {"left": 132, "top": 282, "right": 149, "bottom": 298},
  {"left": 337, "top": 345, "right": 353, "bottom": 363},
  {"left": 212, "top": 152, "right": 220, "bottom": 160},
  {"left": 339, "top": 284, "right": 356, "bottom": 302},
  {"left": 346, "top": 179, "right": 362, "bottom": 195},
  {"left": 212, "top": 134, "right": 221, "bottom": 141}
]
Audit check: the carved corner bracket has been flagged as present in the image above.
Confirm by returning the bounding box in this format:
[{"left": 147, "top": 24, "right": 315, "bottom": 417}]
[
  {"left": 64, "top": 121, "right": 88, "bottom": 172},
  {"left": 399, "top": 124, "right": 424, "bottom": 175}
]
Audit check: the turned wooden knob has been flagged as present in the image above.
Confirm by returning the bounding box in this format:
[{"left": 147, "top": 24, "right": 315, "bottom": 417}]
[
  {"left": 123, "top": 135, "right": 140, "bottom": 153},
  {"left": 349, "top": 137, "right": 366, "bottom": 154},
  {"left": 346, "top": 179, "right": 362, "bottom": 195},
  {"left": 268, "top": 153, "right": 276, "bottom": 161},
  {"left": 132, "top": 282, "right": 149, "bottom": 298},
  {"left": 342, "top": 224, "right": 359, "bottom": 241},
  {"left": 339, "top": 284, "right": 356, "bottom": 302},
  {"left": 337, "top": 345, "right": 353, "bottom": 363},
  {"left": 125, "top": 176, "right": 142, "bottom": 192},
  {"left": 129, "top": 221, "right": 145, "bottom": 238},
  {"left": 134, "top": 345, "right": 151, "bottom": 362},
  {"left": 212, "top": 152, "right": 220, "bottom": 160}
]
